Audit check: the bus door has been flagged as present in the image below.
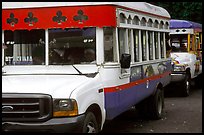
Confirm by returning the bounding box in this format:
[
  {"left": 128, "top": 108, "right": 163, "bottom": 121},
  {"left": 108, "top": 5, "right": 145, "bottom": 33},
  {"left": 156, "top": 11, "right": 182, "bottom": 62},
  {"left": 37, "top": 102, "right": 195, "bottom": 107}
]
[
  {"left": 194, "top": 32, "right": 202, "bottom": 75},
  {"left": 103, "top": 27, "right": 131, "bottom": 120},
  {"left": 117, "top": 28, "right": 132, "bottom": 115}
]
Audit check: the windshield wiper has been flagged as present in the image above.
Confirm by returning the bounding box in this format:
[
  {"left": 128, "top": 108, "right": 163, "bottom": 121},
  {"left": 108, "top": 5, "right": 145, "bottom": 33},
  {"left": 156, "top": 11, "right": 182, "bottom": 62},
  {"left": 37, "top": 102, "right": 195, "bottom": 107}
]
[
  {"left": 72, "top": 65, "right": 83, "bottom": 75},
  {"left": 71, "top": 65, "right": 98, "bottom": 78}
]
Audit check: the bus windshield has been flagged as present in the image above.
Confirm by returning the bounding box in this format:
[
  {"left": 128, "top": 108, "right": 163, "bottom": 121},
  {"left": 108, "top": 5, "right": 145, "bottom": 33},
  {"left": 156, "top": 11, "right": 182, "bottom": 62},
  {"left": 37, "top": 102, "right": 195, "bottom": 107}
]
[
  {"left": 4, "top": 27, "right": 96, "bottom": 65},
  {"left": 49, "top": 28, "right": 96, "bottom": 65},
  {"left": 169, "top": 19, "right": 202, "bottom": 53},
  {"left": 170, "top": 34, "right": 188, "bottom": 52}
]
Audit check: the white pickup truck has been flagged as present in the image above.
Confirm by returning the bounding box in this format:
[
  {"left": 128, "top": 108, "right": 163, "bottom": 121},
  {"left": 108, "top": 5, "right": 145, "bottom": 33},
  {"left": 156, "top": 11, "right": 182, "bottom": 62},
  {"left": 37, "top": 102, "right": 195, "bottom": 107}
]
[
  {"left": 170, "top": 52, "right": 202, "bottom": 96},
  {"left": 169, "top": 19, "right": 202, "bottom": 96}
]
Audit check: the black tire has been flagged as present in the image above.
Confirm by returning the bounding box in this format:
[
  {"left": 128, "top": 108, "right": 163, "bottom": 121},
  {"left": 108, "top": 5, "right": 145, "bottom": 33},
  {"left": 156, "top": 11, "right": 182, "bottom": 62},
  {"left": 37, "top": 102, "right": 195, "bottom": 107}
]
[
  {"left": 195, "top": 73, "right": 202, "bottom": 89},
  {"left": 136, "top": 88, "right": 164, "bottom": 120},
  {"left": 82, "top": 112, "right": 99, "bottom": 133},
  {"left": 181, "top": 73, "right": 191, "bottom": 97},
  {"left": 148, "top": 88, "right": 164, "bottom": 119}
]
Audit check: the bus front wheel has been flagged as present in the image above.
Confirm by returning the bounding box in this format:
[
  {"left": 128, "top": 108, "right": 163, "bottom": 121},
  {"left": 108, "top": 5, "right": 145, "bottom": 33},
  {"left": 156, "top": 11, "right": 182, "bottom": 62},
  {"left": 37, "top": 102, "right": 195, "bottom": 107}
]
[{"left": 82, "top": 112, "right": 99, "bottom": 133}]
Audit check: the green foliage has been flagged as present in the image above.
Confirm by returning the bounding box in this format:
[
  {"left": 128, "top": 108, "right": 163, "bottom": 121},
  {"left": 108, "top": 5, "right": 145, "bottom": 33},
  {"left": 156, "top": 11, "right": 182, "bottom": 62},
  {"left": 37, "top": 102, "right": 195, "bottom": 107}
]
[{"left": 150, "top": 2, "right": 202, "bottom": 24}]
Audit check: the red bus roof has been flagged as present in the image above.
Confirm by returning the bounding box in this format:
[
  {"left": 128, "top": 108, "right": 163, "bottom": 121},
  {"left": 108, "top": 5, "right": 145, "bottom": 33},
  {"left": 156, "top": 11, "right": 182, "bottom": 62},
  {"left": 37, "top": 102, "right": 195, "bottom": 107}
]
[{"left": 2, "top": 2, "right": 170, "bottom": 30}]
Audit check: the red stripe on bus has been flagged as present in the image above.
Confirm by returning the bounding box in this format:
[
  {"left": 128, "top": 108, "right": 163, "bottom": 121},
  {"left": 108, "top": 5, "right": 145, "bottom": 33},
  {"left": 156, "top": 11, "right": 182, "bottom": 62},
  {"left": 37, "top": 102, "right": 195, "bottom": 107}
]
[{"left": 104, "top": 71, "right": 171, "bottom": 93}]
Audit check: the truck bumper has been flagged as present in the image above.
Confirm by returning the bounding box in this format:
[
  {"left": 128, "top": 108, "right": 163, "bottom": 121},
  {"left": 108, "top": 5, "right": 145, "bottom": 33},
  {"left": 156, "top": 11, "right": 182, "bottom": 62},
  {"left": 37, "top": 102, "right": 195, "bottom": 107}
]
[
  {"left": 2, "top": 114, "right": 85, "bottom": 133},
  {"left": 171, "top": 72, "right": 186, "bottom": 82}
]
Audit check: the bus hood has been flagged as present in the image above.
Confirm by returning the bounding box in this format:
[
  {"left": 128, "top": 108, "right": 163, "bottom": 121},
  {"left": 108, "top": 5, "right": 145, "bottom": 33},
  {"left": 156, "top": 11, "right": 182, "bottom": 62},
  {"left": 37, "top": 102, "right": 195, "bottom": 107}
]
[
  {"left": 2, "top": 74, "right": 90, "bottom": 98},
  {"left": 170, "top": 52, "right": 194, "bottom": 65}
]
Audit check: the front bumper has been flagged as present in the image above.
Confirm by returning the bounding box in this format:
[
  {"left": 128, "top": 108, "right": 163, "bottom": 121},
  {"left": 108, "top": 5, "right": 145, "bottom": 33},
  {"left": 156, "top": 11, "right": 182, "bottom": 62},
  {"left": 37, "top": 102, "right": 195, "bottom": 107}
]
[
  {"left": 2, "top": 114, "right": 85, "bottom": 133},
  {"left": 171, "top": 71, "right": 186, "bottom": 82}
]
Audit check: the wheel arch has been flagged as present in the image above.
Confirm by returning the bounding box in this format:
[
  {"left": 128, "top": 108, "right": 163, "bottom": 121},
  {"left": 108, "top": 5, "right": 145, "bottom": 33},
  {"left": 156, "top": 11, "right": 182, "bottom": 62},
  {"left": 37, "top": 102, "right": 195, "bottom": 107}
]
[
  {"left": 186, "top": 67, "right": 191, "bottom": 76},
  {"left": 85, "top": 103, "right": 102, "bottom": 131},
  {"left": 153, "top": 82, "right": 163, "bottom": 95}
]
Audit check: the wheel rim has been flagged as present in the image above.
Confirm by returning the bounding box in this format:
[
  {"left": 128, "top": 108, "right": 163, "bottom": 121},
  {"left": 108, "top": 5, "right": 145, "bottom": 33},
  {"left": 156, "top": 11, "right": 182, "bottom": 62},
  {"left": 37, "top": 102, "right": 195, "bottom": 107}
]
[
  {"left": 86, "top": 122, "right": 96, "bottom": 133},
  {"left": 158, "top": 94, "right": 162, "bottom": 115},
  {"left": 186, "top": 79, "right": 190, "bottom": 95}
]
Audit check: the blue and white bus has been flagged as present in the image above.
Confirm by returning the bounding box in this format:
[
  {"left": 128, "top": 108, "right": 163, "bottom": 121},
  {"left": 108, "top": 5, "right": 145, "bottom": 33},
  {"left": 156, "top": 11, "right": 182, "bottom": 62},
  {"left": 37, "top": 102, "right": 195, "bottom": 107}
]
[{"left": 2, "top": 2, "right": 171, "bottom": 133}]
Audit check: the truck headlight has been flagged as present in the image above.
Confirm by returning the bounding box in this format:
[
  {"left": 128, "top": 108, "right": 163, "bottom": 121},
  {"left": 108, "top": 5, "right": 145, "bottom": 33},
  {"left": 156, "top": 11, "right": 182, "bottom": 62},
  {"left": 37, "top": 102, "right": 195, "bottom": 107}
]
[
  {"left": 173, "top": 65, "right": 185, "bottom": 71},
  {"left": 53, "top": 99, "right": 78, "bottom": 117}
]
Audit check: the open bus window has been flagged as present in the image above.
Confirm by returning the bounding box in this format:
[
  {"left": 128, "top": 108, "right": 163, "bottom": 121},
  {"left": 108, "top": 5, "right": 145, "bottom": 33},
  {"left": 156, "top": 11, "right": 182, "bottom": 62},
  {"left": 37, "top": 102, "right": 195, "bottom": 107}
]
[
  {"left": 48, "top": 27, "right": 96, "bottom": 65},
  {"left": 154, "top": 32, "right": 159, "bottom": 59},
  {"left": 4, "top": 29, "right": 45, "bottom": 65}
]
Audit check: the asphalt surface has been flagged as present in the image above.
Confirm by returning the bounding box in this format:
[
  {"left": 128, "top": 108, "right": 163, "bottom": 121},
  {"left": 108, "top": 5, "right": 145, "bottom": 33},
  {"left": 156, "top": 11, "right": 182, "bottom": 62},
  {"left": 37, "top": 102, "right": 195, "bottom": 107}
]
[{"left": 101, "top": 85, "right": 202, "bottom": 133}]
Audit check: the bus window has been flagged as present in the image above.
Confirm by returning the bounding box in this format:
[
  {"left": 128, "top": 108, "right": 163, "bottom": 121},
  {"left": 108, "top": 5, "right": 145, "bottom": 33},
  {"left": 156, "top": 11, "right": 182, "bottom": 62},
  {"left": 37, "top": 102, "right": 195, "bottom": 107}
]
[
  {"left": 160, "top": 33, "right": 164, "bottom": 58},
  {"left": 128, "top": 29, "right": 132, "bottom": 55},
  {"left": 4, "top": 29, "right": 45, "bottom": 65},
  {"left": 130, "top": 66, "right": 142, "bottom": 81},
  {"left": 119, "top": 13, "right": 126, "bottom": 24},
  {"left": 133, "top": 29, "right": 139, "bottom": 62},
  {"left": 190, "top": 35, "right": 194, "bottom": 51},
  {"left": 165, "top": 32, "right": 171, "bottom": 58},
  {"left": 104, "top": 27, "right": 117, "bottom": 62},
  {"left": 148, "top": 31, "right": 153, "bottom": 60},
  {"left": 118, "top": 28, "right": 126, "bottom": 58},
  {"left": 48, "top": 28, "right": 96, "bottom": 65},
  {"left": 154, "top": 32, "right": 159, "bottom": 59},
  {"left": 141, "top": 30, "right": 147, "bottom": 61},
  {"left": 199, "top": 33, "right": 202, "bottom": 48},
  {"left": 195, "top": 33, "right": 200, "bottom": 51}
]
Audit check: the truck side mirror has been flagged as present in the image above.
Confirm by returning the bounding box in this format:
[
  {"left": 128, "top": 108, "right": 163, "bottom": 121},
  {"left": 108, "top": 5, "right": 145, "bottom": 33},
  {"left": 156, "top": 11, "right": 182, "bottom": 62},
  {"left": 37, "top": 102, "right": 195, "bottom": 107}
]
[{"left": 120, "top": 53, "right": 131, "bottom": 68}]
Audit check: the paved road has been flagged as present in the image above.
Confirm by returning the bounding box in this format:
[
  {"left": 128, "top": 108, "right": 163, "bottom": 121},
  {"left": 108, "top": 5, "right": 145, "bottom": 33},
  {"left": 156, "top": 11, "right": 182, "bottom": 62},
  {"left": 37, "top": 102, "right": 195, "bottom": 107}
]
[{"left": 101, "top": 86, "right": 202, "bottom": 133}]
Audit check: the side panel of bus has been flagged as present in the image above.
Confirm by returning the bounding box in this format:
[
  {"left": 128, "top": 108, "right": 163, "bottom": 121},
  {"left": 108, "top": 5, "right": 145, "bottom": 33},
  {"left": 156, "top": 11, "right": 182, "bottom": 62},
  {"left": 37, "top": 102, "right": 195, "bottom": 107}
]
[{"left": 104, "top": 60, "right": 171, "bottom": 120}]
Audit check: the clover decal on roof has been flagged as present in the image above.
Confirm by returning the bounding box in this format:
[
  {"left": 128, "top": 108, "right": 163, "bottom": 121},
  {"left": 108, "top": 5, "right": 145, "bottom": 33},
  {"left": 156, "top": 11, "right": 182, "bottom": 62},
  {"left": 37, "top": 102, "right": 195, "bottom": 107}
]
[
  {"left": 7, "top": 13, "right": 18, "bottom": 27},
  {"left": 24, "top": 12, "right": 38, "bottom": 26},
  {"left": 52, "top": 10, "right": 67, "bottom": 24},
  {"left": 73, "top": 10, "right": 88, "bottom": 24}
]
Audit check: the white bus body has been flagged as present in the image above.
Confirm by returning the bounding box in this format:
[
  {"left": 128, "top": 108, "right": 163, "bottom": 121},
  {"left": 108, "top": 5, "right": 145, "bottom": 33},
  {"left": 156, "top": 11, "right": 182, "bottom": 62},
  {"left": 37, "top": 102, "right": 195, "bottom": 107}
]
[{"left": 2, "top": 2, "right": 171, "bottom": 133}]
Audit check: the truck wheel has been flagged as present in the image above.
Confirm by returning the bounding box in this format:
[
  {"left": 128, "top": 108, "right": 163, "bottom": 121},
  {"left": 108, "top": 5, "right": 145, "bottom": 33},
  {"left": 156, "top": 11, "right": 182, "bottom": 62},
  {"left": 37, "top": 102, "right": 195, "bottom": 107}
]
[
  {"left": 195, "top": 73, "right": 202, "bottom": 89},
  {"left": 136, "top": 88, "right": 164, "bottom": 120},
  {"left": 148, "top": 88, "right": 164, "bottom": 120},
  {"left": 181, "top": 73, "right": 191, "bottom": 97},
  {"left": 82, "top": 112, "right": 99, "bottom": 133}
]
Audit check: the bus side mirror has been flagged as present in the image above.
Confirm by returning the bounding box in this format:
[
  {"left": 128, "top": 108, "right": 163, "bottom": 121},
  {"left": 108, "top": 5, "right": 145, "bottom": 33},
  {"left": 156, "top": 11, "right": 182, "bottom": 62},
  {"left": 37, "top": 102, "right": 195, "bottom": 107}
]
[{"left": 120, "top": 53, "right": 131, "bottom": 68}]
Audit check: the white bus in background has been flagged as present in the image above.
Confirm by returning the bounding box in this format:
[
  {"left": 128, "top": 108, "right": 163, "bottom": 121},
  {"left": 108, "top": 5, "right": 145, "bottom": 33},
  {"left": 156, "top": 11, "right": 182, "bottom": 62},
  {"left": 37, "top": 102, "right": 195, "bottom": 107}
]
[
  {"left": 170, "top": 19, "right": 202, "bottom": 96},
  {"left": 2, "top": 2, "right": 171, "bottom": 133}
]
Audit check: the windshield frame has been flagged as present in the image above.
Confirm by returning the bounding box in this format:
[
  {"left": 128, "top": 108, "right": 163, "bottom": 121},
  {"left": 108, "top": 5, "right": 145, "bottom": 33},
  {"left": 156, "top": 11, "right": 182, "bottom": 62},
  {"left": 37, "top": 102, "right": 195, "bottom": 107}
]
[{"left": 2, "top": 27, "right": 97, "bottom": 66}]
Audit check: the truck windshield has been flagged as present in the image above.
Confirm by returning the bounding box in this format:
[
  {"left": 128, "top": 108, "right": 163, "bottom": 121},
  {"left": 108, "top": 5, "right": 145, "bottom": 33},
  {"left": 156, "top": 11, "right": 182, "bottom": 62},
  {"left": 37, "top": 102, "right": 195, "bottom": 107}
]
[
  {"left": 3, "top": 27, "right": 96, "bottom": 65},
  {"left": 4, "top": 29, "right": 45, "bottom": 65},
  {"left": 170, "top": 34, "right": 188, "bottom": 52},
  {"left": 49, "top": 27, "right": 96, "bottom": 65}
]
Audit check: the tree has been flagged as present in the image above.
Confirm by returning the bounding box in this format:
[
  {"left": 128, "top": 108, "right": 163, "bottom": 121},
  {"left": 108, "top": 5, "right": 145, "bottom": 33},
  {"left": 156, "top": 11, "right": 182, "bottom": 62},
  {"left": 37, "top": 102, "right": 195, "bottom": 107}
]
[{"left": 150, "top": 2, "right": 202, "bottom": 24}]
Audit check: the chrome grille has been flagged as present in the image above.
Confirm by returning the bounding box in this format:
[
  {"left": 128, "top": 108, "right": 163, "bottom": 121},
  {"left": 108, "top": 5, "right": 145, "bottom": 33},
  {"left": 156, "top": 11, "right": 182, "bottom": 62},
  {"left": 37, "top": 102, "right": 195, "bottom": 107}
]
[{"left": 2, "top": 93, "right": 52, "bottom": 122}]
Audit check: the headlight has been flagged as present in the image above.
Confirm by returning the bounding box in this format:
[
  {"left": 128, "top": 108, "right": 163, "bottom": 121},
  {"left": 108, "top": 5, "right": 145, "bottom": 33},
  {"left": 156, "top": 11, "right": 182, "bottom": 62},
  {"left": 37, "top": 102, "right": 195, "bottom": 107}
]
[
  {"left": 173, "top": 65, "right": 185, "bottom": 71},
  {"left": 53, "top": 99, "right": 78, "bottom": 117}
]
